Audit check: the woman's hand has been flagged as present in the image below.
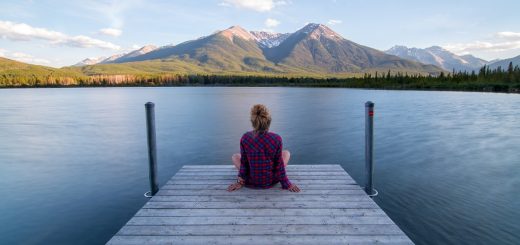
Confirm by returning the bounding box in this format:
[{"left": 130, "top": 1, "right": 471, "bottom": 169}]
[
  {"left": 288, "top": 184, "right": 301, "bottom": 192},
  {"left": 227, "top": 177, "right": 245, "bottom": 192},
  {"left": 227, "top": 182, "right": 243, "bottom": 192}
]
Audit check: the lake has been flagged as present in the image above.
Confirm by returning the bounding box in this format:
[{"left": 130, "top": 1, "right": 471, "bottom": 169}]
[{"left": 0, "top": 87, "right": 519, "bottom": 245}]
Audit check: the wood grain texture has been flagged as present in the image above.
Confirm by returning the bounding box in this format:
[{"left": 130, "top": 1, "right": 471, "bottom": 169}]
[
  {"left": 107, "top": 235, "right": 413, "bottom": 245},
  {"left": 134, "top": 208, "right": 387, "bottom": 217},
  {"left": 107, "top": 164, "right": 413, "bottom": 244}
]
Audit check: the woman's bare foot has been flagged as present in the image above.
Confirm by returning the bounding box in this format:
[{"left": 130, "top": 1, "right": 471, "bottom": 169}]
[
  {"left": 282, "top": 150, "right": 291, "bottom": 167},
  {"left": 232, "top": 153, "right": 241, "bottom": 170}
]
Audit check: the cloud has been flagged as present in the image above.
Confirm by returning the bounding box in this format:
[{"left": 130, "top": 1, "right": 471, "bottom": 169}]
[
  {"left": 58, "top": 35, "right": 121, "bottom": 49},
  {"left": 0, "top": 20, "right": 120, "bottom": 50},
  {"left": 0, "top": 21, "right": 66, "bottom": 41},
  {"left": 86, "top": 0, "right": 143, "bottom": 29},
  {"left": 444, "top": 41, "right": 520, "bottom": 54},
  {"left": 443, "top": 31, "right": 520, "bottom": 54},
  {"left": 264, "top": 18, "right": 280, "bottom": 28},
  {"left": 327, "top": 19, "right": 342, "bottom": 25},
  {"left": 496, "top": 32, "right": 520, "bottom": 40},
  {"left": 99, "top": 28, "right": 122, "bottom": 37},
  {"left": 0, "top": 49, "right": 50, "bottom": 65},
  {"left": 220, "top": 0, "right": 286, "bottom": 12}
]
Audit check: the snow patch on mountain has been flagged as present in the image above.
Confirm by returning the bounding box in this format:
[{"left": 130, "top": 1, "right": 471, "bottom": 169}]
[
  {"left": 250, "top": 31, "right": 289, "bottom": 48},
  {"left": 386, "top": 45, "right": 488, "bottom": 71}
]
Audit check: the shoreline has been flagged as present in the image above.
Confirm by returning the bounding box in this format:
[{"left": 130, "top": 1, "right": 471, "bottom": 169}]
[{"left": 1, "top": 84, "right": 519, "bottom": 94}]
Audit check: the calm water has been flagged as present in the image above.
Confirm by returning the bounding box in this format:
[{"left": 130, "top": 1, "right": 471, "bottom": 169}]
[{"left": 0, "top": 87, "right": 519, "bottom": 245}]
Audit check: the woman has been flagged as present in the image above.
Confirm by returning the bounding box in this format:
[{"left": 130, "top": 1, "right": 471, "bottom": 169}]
[{"left": 227, "top": 104, "right": 301, "bottom": 192}]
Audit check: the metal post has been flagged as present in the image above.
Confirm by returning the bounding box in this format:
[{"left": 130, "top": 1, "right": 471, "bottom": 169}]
[
  {"left": 365, "top": 101, "right": 376, "bottom": 196},
  {"left": 145, "top": 102, "right": 159, "bottom": 197}
]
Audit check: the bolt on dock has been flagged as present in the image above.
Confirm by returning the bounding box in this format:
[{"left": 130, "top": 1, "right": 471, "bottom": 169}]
[{"left": 107, "top": 164, "right": 413, "bottom": 244}]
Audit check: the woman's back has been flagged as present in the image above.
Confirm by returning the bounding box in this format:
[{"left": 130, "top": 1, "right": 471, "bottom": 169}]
[
  {"left": 238, "top": 131, "right": 290, "bottom": 188},
  {"left": 227, "top": 104, "right": 300, "bottom": 192}
]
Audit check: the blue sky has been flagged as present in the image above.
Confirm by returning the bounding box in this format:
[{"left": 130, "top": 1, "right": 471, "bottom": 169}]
[{"left": 1, "top": 0, "right": 520, "bottom": 67}]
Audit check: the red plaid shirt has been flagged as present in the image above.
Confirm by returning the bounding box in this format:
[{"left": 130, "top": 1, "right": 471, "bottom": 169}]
[{"left": 238, "top": 131, "right": 291, "bottom": 189}]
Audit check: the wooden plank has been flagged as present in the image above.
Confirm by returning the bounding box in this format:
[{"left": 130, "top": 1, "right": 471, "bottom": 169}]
[
  {"left": 134, "top": 208, "right": 387, "bottom": 217},
  {"left": 117, "top": 224, "right": 405, "bottom": 236},
  {"left": 149, "top": 194, "right": 372, "bottom": 202},
  {"left": 171, "top": 175, "right": 352, "bottom": 180},
  {"left": 166, "top": 179, "right": 357, "bottom": 185},
  {"left": 126, "top": 216, "right": 395, "bottom": 225},
  {"left": 181, "top": 164, "right": 344, "bottom": 170},
  {"left": 161, "top": 183, "right": 362, "bottom": 190},
  {"left": 156, "top": 189, "right": 366, "bottom": 196},
  {"left": 176, "top": 170, "right": 350, "bottom": 176},
  {"left": 143, "top": 201, "right": 378, "bottom": 209},
  {"left": 108, "top": 235, "right": 413, "bottom": 245}
]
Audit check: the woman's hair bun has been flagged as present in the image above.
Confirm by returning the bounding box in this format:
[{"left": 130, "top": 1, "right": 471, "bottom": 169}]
[
  {"left": 250, "top": 104, "right": 271, "bottom": 133},
  {"left": 252, "top": 104, "right": 269, "bottom": 117}
]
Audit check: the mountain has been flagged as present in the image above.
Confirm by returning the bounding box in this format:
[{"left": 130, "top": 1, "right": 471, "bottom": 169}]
[
  {"left": 263, "top": 24, "right": 441, "bottom": 73},
  {"left": 250, "top": 31, "right": 290, "bottom": 48},
  {"left": 1, "top": 57, "right": 83, "bottom": 82},
  {"left": 102, "top": 53, "right": 125, "bottom": 63},
  {"left": 487, "top": 55, "right": 520, "bottom": 70},
  {"left": 74, "top": 24, "right": 444, "bottom": 75},
  {"left": 104, "top": 45, "right": 157, "bottom": 63},
  {"left": 386, "top": 45, "right": 488, "bottom": 72},
  {"left": 117, "top": 26, "right": 283, "bottom": 72},
  {"left": 74, "top": 57, "right": 107, "bottom": 66},
  {"left": 74, "top": 45, "right": 157, "bottom": 66}
]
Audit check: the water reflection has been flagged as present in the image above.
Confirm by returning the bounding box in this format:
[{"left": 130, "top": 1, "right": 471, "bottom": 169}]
[{"left": 0, "top": 87, "right": 519, "bottom": 245}]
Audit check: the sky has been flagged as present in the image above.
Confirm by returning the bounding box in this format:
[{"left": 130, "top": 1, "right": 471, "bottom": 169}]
[{"left": 1, "top": 0, "right": 520, "bottom": 67}]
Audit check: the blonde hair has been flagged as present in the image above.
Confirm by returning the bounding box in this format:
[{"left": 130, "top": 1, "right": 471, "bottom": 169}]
[{"left": 250, "top": 104, "right": 271, "bottom": 133}]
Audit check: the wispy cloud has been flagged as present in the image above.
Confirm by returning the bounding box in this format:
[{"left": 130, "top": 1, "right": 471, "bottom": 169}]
[
  {"left": 444, "top": 31, "right": 520, "bottom": 54},
  {"left": 86, "top": 0, "right": 143, "bottom": 29},
  {"left": 327, "top": 19, "right": 342, "bottom": 25},
  {"left": 219, "top": 0, "right": 287, "bottom": 12},
  {"left": 496, "top": 31, "right": 520, "bottom": 40},
  {"left": 99, "top": 28, "right": 122, "bottom": 37},
  {"left": 0, "top": 20, "right": 120, "bottom": 50},
  {"left": 0, "top": 49, "right": 51, "bottom": 65},
  {"left": 265, "top": 18, "right": 280, "bottom": 28}
]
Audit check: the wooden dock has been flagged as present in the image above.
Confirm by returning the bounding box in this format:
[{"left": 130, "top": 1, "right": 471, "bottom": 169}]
[{"left": 107, "top": 164, "right": 413, "bottom": 244}]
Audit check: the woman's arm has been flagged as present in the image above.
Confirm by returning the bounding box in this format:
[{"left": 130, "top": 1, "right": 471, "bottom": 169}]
[
  {"left": 273, "top": 137, "right": 300, "bottom": 192},
  {"left": 273, "top": 138, "right": 292, "bottom": 189},
  {"left": 238, "top": 138, "right": 249, "bottom": 180},
  {"left": 229, "top": 136, "right": 249, "bottom": 192}
]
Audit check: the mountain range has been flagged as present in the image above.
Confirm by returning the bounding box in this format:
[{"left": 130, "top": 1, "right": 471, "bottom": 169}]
[
  {"left": 3, "top": 23, "right": 520, "bottom": 80},
  {"left": 385, "top": 45, "right": 488, "bottom": 72},
  {"left": 74, "top": 45, "right": 158, "bottom": 66},
  {"left": 73, "top": 23, "right": 442, "bottom": 75},
  {"left": 486, "top": 55, "right": 520, "bottom": 70}
]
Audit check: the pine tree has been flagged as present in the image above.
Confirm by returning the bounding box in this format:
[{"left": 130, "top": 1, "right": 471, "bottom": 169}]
[{"left": 507, "top": 62, "right": 514, "bottom": 82}]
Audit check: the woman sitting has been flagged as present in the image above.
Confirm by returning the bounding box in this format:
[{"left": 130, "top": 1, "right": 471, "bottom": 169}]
[{"left": 227, "top": 104, "right": 300, "bottom": 192}]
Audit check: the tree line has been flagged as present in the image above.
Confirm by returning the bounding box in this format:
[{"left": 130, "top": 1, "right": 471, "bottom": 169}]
[{"left": 1, "top": 62, "right": 520, "bottom": 93}]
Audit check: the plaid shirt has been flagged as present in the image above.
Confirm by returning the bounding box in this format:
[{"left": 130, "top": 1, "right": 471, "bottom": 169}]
[{"left": 238, "top": 131, "right": 291, "bottom": 189}]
